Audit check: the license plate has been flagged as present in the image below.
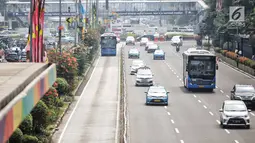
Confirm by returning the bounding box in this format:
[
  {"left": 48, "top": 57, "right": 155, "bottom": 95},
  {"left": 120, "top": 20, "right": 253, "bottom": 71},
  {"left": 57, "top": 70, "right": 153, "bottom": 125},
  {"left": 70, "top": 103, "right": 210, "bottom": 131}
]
[
  {"left": 142, "top": 79, "right": 147, "bottom": 82},
  {"left": 154, "top": 100, "right": 160, "bottom": 102},
  {"left": 198, "top": 85, "right": 204, "bottom": 88},
  {"left": 234, "top": 120, "right": 240, "bottom": 123}
]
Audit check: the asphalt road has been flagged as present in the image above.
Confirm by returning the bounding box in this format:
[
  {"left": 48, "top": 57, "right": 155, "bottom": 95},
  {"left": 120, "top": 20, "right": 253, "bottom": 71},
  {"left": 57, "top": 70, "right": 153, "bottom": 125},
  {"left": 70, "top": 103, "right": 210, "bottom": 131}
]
[
  {"left": 124, "top": 41, "right": 255, "bottom": 143},
  {"left": 55, "top": 44, "right": 121, "bottom": 143}
]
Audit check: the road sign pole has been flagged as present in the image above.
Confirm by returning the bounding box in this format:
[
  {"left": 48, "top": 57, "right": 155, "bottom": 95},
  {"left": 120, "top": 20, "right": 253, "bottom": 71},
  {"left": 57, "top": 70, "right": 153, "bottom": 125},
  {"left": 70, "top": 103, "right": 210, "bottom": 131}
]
[
  {"left": 58, "top": 0, "right": 62, "bottom": 53},
  {"left": 74, "top": 0, "right": 78, "bottom": 47}
]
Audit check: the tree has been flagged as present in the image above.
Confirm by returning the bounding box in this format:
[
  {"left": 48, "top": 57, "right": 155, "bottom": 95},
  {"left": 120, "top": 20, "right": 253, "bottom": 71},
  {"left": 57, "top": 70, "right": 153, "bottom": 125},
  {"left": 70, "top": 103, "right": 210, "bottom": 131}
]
[
  {"left": 9, "top": 128, "right": 23, "bottom": 143},
  {"left": 19, "top": 114, "right": 33, "bottom": 134}
]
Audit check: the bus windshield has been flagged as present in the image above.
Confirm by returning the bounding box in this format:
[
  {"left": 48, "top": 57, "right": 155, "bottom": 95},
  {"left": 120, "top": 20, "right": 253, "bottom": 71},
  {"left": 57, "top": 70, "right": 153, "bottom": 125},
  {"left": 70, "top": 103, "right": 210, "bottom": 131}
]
[
  {"left": 101, "top": 36, "right": 117, "bottom": 48},
  {"left": 188, "top": 59, "right": 215, "bottom": 79}
]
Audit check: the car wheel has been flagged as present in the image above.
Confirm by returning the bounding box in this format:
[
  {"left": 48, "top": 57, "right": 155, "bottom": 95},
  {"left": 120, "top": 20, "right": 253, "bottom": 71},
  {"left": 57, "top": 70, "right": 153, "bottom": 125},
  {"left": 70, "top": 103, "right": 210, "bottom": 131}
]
[
  {"left": 165, "top": 103, "right": 168, "bottom": 106},
  {"left": 163, "top": 57, "right": 165, "bottom": 60},
  {"left": 220, "top": 121, "right": 225, "bottom": 128},
  {"left": 246, "top": 125, "right": 250, "bottom": 129},
  {"left": 135, "top": 83, "right": 138, "bottom": 86}
]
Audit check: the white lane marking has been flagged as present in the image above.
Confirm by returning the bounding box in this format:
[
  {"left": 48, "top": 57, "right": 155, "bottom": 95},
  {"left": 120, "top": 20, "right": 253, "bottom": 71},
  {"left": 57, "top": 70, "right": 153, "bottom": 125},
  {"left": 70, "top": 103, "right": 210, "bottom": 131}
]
[
  {"left": 180, "top": 140, "right": 184, "bottom": 143},
  {"left": 216, "top": 120, "right": 220, "bottom": 124},
  {"left": 216, "top": 86, "right": 218, "bottom": 88},
  {"left": 175, "top": 128, "right": 180, "bottom": 133},
  {"left": 220, "top": 90, "right": 224, "bottom": 93},
  {"left": 177, "top": 75, "right": 179, "bottom": 78},
  {"left": 167, "top": 112, "right": 171, "bottom": 115},
  {"left": 193, "top": 94, "right": 197, "bottom": 98},
  {"left": 203, "top": 105, "right": 207, "bottom": 109},
  {"left": 198, "top": 100, "right": 201, "bottom": 103},
  {"left": 250, "top": 112, "right": 255, "bottom": 116},
  {"left": 174, "top": 72, "right": 176, "bottom": 75},
  {"left": 164, "top": 106, "right": 167, "bottom": 109},
  {"left": 179, "top": 78, "right": 182, "bottom": 81},
  {"left": 209, "top": 112, "right": 214, "bottom": 116},
  {"left": 171, "top": 69, "right": 174, "bottom": 72},
  {"left": 58, "top": 57, "right": 101, "bottom": 143},
  {"left": 171, "top": 119, "right": 175, "bottom": 124},
  {"left": 225, "top": 129, "right": 230, "bottom": 134},
  {"left": 181, "top": 81, "right": 184, "bottom": 84},
  {"left": 234, "top": 140, "right": 239, "bottom": 143},
  {"left": 226, "top": 95, "right": 230, "bottom": 98}
]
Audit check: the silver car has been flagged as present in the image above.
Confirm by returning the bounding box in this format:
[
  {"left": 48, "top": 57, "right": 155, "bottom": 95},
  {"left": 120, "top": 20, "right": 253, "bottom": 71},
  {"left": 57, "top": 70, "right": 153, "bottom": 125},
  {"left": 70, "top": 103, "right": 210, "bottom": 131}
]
[
  {"left": 219, "top": 100, "right": 251, "bottom": 129},
  {"left": 130, "top": 60, "right": 145, "bottom": 75},
  {"left": 135, "top": 66, "right": 153, "bottom": 86}
]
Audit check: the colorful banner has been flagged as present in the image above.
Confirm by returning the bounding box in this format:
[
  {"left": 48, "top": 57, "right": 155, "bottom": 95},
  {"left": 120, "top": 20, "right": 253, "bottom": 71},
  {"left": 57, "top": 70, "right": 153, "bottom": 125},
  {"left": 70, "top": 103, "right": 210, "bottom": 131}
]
[{"left": 0, "top": 65, "right": 56, "bottom": 143}]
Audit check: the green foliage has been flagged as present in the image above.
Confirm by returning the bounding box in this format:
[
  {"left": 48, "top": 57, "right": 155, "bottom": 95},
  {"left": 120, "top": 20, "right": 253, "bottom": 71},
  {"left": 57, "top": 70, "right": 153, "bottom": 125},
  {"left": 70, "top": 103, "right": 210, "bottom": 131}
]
[
  {"left": 176, "top": 15, "right": 192, "bottom": 26},
  {"left": 9, "top": 128, "right": 23, "bottom": 143},
  {"left": 31, "top": 101, "right": 49, "bottom": 131},
  {"left": 36, "top": 135, "right": 49, "bottom": 143},
  {"left": 19, "top": 114, "right": 33, "bottom": 134},
  {"left": 74, "top": 51, "right": 87, "bottom": 76},
  {"left": 42, "top": 87, "right": 59, "bottom": 107},
  {"left": 22, "top": 135, "right": 39, "bottom": 143},
  {"left": 56, "top": 78, "right": 69, "bottom": 95},
  {"left": 83, "top": 29, "right": 100, "bottom": 47}
]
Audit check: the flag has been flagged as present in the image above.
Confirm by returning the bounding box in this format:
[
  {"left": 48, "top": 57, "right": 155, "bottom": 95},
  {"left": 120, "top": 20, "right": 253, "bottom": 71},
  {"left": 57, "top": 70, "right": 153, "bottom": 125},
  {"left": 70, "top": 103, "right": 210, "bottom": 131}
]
[
  {"left": 32, "top": 0, "right": 37, "bottom": 62},
  {"left": 34, "top": 0, "right": 40, "bottom": 62},
  {"left": 79, "top": 4, "right": 85, "bottom": 15},
  {"left": 39, "top": 0, "right": 45, "bottom": 62}
]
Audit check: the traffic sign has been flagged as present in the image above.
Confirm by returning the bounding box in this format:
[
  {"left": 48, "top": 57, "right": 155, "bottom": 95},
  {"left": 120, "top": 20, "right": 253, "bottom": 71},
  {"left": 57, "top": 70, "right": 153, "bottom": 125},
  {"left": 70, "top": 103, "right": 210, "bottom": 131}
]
[
  {"left": 66, "top": 17, "right": 72, "bottom": 23},
  {"left": 229, "top": 6, "right": 245, "bottom": 22}
]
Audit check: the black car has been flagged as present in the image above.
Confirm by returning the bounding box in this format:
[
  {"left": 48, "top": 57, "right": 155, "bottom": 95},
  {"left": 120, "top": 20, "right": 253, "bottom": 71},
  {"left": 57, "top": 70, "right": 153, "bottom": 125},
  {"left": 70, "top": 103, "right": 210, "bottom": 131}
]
[
  {"left": 230, "top": 84, "right": 255, "bottom": 108},
  {"left": 6, "top": 52, "right": 19, "bottom": 62}
]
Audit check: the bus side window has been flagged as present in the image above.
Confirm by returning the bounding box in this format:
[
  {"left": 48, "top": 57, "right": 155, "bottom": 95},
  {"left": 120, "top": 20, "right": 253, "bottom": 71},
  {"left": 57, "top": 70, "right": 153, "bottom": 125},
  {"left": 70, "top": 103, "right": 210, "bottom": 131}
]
[{"left": 186, "top": 64, "right": 188, "bottom": 71}]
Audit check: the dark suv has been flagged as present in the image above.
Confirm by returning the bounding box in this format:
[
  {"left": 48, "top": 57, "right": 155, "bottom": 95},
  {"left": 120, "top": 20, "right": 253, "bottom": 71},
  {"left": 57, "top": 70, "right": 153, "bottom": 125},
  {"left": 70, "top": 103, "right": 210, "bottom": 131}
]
[{"left": 230, "top": 84, "right": 255, "bottom": 108}]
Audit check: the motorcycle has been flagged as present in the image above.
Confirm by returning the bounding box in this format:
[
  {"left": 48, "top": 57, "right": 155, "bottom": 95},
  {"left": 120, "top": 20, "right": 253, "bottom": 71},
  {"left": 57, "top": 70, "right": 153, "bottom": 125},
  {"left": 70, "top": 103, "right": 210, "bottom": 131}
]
[{"left": 176, "top": 45, "right": 180, "bottom": 52}]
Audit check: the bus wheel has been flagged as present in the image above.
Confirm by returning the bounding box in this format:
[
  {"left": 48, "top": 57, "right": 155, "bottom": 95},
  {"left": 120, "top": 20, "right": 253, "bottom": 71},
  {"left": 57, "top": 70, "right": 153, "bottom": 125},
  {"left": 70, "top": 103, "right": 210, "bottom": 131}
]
[{"left": 208, "top": 89, "right": 214, "bottom": 92}]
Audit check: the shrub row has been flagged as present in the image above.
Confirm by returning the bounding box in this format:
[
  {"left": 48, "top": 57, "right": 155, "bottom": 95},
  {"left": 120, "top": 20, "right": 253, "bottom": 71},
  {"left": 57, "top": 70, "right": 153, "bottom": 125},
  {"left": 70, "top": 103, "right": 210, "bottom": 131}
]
[
  {"left": 8, "top": 28, "right": 101, "bottom": 143},
  {"left": 215, "top": 48, "right": 255, "bottom": 69}
]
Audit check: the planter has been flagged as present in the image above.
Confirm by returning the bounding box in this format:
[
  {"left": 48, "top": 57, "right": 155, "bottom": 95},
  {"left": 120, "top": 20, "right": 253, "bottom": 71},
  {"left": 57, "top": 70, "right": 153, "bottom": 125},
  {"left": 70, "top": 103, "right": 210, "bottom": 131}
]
[
  {"left": 247, "top": 67, "right": 255, "bottom": 76},
  {"left": 225, "top": 57, "right": 237, "bottom": 67}
]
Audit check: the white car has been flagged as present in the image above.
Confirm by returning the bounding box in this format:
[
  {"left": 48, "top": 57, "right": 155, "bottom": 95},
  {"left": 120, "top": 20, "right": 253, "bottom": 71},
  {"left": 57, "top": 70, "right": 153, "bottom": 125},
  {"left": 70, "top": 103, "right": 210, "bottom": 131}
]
[
  {"left": 140, "top": 37, "right": 149, "bottom": 46},
  {"left": 130, "top": 60, "right": 145, "bottom": 75},
  {"left": 147, "top": 44, "right": 158, "bottom": 53},
  {"left": 145, "top": 41, "right": 154, "bottom": 51},
  {"left": 171, "top": 36, "right": 183, "bottom": 46},
  {"left": 126, "top": 36, "right": 135, "bottom": 45},
  {"left": 135, "top": 66, "right": 153, "bottom": 86},
  {"left": 219, "top": 100, "right": 251, "bottom": 129},
  {"left": 128, "top": 48, "right": 140, "bottom": 59}
]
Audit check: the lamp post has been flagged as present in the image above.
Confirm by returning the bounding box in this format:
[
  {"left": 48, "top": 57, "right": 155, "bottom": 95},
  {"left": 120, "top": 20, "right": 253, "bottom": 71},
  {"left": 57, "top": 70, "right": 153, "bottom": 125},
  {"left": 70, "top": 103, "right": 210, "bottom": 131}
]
[{"left": 58, "top": 0, "right": 62, "bottom": 53}]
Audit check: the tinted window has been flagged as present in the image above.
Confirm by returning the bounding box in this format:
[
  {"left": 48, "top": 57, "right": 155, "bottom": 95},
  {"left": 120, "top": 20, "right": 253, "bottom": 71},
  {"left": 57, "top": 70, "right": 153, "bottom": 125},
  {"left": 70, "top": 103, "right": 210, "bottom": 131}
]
[
  {"left": 101, "top": 36, "right": 117, "bottom": 48},
  {"left": 149, "top": 88, "right": 166, "bottom": 93}
]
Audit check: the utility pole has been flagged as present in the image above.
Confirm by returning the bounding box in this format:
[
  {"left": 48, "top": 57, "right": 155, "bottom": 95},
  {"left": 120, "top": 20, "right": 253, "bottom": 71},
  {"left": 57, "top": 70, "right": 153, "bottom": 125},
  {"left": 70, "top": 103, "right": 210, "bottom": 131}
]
[
  {"left": 96, "top": 0, "right": 99, "bottom": 27},
  {"left": 85, "top": 0, "right": 88, "bottom": 28},
  {"left": 58, "top": 0, "right": 62, "bottom": 53},
  {"left": 29, "top": 0, "right": 33, "bottom": 62},
  {"left": 74, "top": 0, "right": 78, "bottom": 47}
]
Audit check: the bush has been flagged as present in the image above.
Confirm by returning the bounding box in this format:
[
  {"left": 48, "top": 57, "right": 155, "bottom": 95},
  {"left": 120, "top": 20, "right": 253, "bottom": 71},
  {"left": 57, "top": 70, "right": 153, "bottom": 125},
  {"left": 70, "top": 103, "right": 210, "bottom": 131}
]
[
  {"left": 225, "top": 51, "right": 237, "bottom": 60},
  {"left": 19, "top": 114, "right": 33, "bottom": 134},
  {"left": 55, "top": 78, "right": 69, "bottom": 95},
  {"left": 74, "top": 52, "right": 87, "bottom": 76},
  {"left": 47, "top": 50, "right": 78, "bottom": 89},
  {"left": 31, "top": 100, "right": 49, "bottom": 132},
  {"left": 36, "top": 135, "right": 49, "bottom": 143},
  {"left": 83, "top": 29, "right": 100, "bottom": 47},
  {"left": 9, "top": 128, "right": 23, "bottom": 143},
  {"left": 22, "top": 135, "right": 39, "bottom": 143},
  {"left": 42, "top": 87, "right": 59, "bottom": 107}
]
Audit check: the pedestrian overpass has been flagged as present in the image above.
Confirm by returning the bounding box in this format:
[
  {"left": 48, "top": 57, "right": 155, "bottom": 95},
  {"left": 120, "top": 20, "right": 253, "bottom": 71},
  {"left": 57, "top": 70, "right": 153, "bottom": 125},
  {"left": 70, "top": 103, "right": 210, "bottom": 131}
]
[
  {"left": 0, "top": 63, "right": 56, "bottom": 143},
  {"left": 6, "top": 0, "right": 208, "bottom": 26}
]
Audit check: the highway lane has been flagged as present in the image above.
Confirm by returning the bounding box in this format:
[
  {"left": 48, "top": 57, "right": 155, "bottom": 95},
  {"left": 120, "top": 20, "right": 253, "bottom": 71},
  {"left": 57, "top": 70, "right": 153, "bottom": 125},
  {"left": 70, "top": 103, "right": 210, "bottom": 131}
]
[
  {"left": 124, "top": 45, "right": 180, "bottom": 143},
  {"left": 56, "top": 45, "right": 121, "bottom": 143},
  {"left": 124, "top": 44, "right": 239, "bottom": 143},
  {"left": 158, "top": 41, "right": 255, "bottom": 143}
]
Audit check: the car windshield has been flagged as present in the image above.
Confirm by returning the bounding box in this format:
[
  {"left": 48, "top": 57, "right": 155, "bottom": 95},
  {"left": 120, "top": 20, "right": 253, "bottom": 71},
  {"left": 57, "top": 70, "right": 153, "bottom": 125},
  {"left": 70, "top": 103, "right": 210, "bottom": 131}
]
[
  {"left": 130, "top": 49, "right": 138, "bottom": 53},
  {"left": 148, "top": 88, "right": 166, "bottom": 94},
  {"left": 149, "top": 45, "right": 158, "bottom": 49},
  {"left": 188, "top": 60, "right": 215, "bottom": 79},
  {"left": 236, "top": 87, "right": 255, "bottom": 93},
  {"left": 155, "top": 50, "right": 163, "bottom": 54},
  {"left": 141, "top": 38, "right": 148, "bottom": 41},
  {"left": 138, "top": 70, "right": 151, "bottom": 76},
  {"left": 101, "top": 36, "right": 117, "bottom": 48},
  {"left": 127, "top": 37, "right": 134, "bottom": 40},
  {"left": 224, "top": 104, "right": 247, "bottom": 112}
]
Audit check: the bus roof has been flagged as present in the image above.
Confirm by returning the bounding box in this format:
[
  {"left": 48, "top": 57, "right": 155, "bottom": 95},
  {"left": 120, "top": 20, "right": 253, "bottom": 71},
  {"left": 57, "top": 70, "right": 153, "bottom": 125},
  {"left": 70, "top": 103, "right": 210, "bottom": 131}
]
[
  {"left": 101, "top": 33, "right": 117, "bottom": 37},
  {"left": 183, "top": 48, "right": 215, "bottom": 56}
]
